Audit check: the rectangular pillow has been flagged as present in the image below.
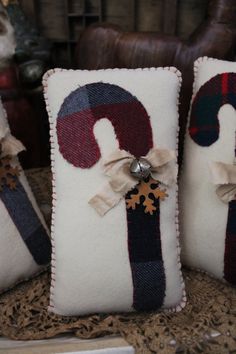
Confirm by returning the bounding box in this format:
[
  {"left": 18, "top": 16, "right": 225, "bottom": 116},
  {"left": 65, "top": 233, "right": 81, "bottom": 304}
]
[
  {"left": 0, "top": 99, "right": 51, "bottom": 292},
  {"left": 180, "top": 57, "right": 236, "bottom": 284},
  {"left": 43, "top": 67, "right": 186, "bottom": 315}
]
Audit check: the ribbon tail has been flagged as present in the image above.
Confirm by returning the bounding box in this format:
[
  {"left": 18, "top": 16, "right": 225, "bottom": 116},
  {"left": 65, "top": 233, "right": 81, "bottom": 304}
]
[
  {"left": 210, "top": 161, "right": 236, "bottom": 185},
  {"left": 145, "top": 148, "right": 177, "bottom": 186},
  {"left": 89, "top": 183, "right": 123, "bottom": 216},
  {"left": 103, "top": 150, "right": 133, "bottom": 176},
  {"left": 151, "top": 161, "right": 178, "bottom": 186},
  {"left": 146, "top": 148, "right": 176, "bottom": 167},
  {"left": 0, "top": 126, "right": 9, "bottom": 141},
  {"left": 1, "top": 134, "right": 25, "bottom": 157},
  {"left": 216, "top": 184, "right": 236, "bottom": 204},
  {"left": 210, "top": 161, "right": 236, "bottom": 203}
]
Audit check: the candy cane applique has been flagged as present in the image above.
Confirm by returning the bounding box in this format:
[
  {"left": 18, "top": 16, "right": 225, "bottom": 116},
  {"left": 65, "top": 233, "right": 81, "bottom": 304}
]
[{"left": 57, "top": 82, "right": 167, "bottom": 310}]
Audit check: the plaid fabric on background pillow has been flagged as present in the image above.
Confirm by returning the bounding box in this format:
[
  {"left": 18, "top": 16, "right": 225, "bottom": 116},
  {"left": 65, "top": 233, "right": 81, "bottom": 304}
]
[
  {"left": 180, "top": 57, "right": 236, "bottom": 285},
  {"left": 0, "top": 98, "right": 51, "bottom": 293}
]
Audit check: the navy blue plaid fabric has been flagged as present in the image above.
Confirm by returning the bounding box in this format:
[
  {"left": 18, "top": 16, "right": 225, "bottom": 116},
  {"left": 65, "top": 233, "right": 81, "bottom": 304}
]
[
  {"left": 189, "top": 73, "right": 236, "bottom": 146},
  {"left": 126, "top": 179, "right": 166, "bottom": 311},
  {"left": 0, "top": 177, "right": 51, "bottom": 265}
]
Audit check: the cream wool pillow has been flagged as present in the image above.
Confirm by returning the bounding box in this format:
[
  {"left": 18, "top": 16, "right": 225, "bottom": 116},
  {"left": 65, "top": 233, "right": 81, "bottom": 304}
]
[
  {"left": 180, "top": 57, "right": 236, "bottom": 285},
  {"left": 43, "top": 67, "right": 186, "bottom": 316},
  {"left": 0, "top": 99, "right": 51, "bottom": 293}
]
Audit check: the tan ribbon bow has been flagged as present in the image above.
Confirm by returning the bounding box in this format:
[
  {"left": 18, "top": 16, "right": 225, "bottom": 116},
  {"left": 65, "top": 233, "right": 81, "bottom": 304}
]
[
  {"left": 0, "top": 115, "right": 25, "bottom": 158},
  {"left": 89, "top": 148, "right": 177, "bottom": 216},
  {"left": 210, "top": 161, "right": 236, "bottom": 203}
]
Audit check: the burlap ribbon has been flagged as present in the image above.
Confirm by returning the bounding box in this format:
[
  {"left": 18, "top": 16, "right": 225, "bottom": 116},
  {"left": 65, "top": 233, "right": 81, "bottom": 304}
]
[
  {"left": 0, "top": 123, "right": 25, "bottom": 158},
  {"left": 89, "top": 148, "right": 177, "bottom": 216},
  {"left": 210, "top": 161, "right": 236, "bottom": 203}
]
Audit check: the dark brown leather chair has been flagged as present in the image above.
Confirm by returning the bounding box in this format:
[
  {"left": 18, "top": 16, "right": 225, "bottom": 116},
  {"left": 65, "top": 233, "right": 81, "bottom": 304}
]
[{"left": 75, "top": 0, "right": 236, "bottom": 161}]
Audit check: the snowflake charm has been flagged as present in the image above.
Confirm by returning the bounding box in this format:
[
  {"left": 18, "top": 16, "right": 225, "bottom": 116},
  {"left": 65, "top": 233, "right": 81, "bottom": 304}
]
[
  {"left": 126, "top": 177, "right": 168, "bottom": 215},
  {"left": 0, "top": 156, "right": 20, "bottom": 192}
]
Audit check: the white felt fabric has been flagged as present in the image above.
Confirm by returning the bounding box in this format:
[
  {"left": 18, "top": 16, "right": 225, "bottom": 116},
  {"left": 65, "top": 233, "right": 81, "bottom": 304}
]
[
  {"left": 180, "top": 57, "right": 236, "bottom": 279},
  {"left": 0, "top": 100, "right": 48, "bottom": 292},
  {"left": 44, "top": 68, "right": 184, "bottom": 315}
]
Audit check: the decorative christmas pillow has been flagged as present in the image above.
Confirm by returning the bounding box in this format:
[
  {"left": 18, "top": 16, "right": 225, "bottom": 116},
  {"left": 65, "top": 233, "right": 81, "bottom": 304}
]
[
  {"left": 180, "top": 57, "right": 236, "bottom": 285},
  {"left": 0, "top": 99, "right": 51, "bottom": 293},
  {"left": 43, "top": 67, "right": 185, "bottom": 315}
]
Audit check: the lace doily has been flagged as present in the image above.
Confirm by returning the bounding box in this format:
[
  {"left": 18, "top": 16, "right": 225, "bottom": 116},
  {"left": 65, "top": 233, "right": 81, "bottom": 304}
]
[{"left": 0, "top": 168, "right": 235, "bottom": 354}]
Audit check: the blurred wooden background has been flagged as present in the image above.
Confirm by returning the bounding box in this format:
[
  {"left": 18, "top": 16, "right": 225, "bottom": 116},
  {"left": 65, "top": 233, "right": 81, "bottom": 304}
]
[{"left": 19, "top": 0, "right": 208, "bottom": 67}]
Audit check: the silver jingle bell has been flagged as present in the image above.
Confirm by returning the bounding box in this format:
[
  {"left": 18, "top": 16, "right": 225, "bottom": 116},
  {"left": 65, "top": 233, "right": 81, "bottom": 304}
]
[{"left": 130, "top": 158, "right": 151, "bottom": 180}]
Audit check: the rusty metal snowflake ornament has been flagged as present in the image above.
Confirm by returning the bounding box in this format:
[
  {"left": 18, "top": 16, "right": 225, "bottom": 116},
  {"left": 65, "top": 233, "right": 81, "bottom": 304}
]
[
  {"left": 126, "top": 177, "right": 168, "bottom": 215},
  {"left": 0, "top": 155, "right": 20, "bottom": 191},
  {"left": 127, "top": 156, "right": 169, "bottom": 215}
]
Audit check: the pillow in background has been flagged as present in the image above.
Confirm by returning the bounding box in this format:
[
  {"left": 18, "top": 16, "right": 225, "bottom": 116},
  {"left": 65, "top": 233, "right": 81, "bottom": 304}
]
[
  {"left": 180, "top": 57, "right": 236, "bottom": 285},
  {"left": 0, "top": 99, "right": 51, "bottom": 292}
]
